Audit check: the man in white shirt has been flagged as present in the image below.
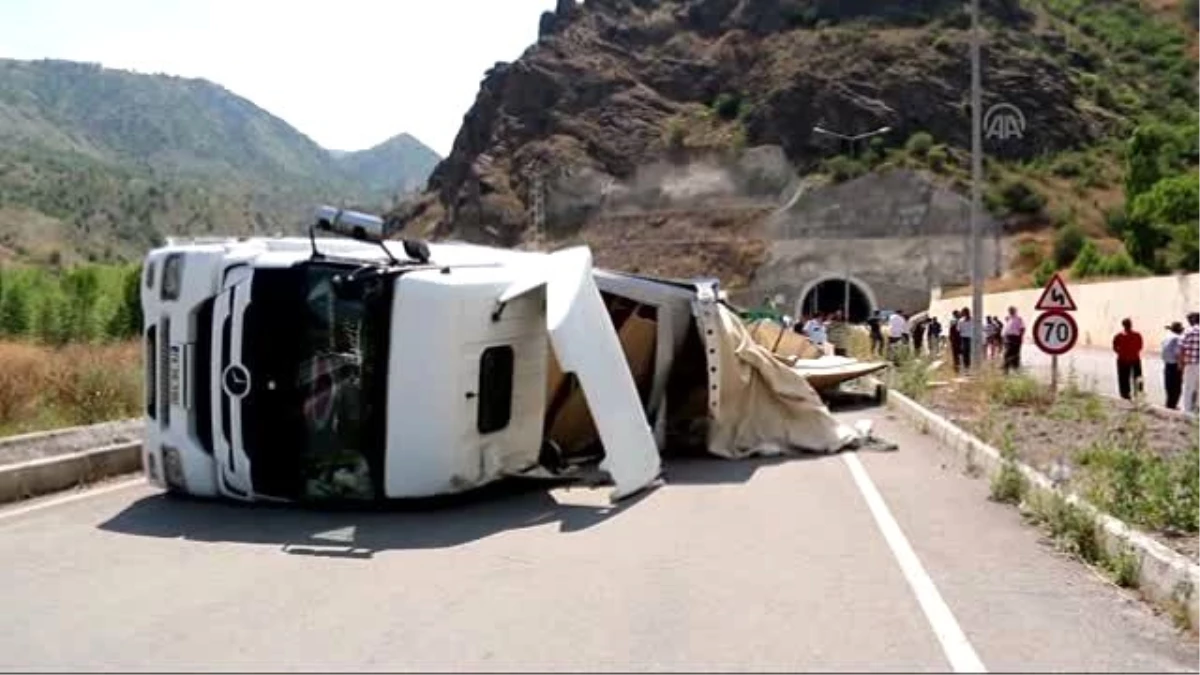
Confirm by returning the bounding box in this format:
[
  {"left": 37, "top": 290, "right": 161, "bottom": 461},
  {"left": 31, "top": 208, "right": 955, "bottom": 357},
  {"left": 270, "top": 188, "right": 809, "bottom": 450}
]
[
  {"left": 804, "top": 313, "right": 828, "bottom": 347},
  {"left": 1002, "top": 306, "right": 1025, "bottom": 373},
  {"left": 1162, "top": 321, "right": 1184, "bottom": 409},
  {"left": 887, "top": 311, "right": 908, "bottom": 358}
]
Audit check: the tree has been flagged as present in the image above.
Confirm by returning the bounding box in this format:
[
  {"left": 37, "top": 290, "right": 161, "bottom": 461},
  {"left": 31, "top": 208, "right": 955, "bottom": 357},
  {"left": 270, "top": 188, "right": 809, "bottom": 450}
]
[
  {"left": 1125, "top": 173, "right": 1199, "bottom": 270},
  {"left": 1125, "top": 123, "right": 1192, "bottom": 200},
  {"left": 35, "top": 294, "right": 64, "bottom": 346},
  {"left": 105, "top": 265, "right": 143, "bottom": 339},
  {"left": 0, "top": 284, "right": 31, "bottom": 337}
]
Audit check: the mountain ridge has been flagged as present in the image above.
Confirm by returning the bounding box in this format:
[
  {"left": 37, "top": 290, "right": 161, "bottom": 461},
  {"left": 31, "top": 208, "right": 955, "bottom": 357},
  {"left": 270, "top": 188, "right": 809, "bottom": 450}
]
[{"left": 0, "top": 57, "right": 440, "bottom": 264}]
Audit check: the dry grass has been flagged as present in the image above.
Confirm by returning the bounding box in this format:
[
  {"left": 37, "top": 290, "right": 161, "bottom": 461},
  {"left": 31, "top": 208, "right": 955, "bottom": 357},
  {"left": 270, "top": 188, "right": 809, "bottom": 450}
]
[{"left": 0, "top": 341, "right": 142, "bottom": 435}]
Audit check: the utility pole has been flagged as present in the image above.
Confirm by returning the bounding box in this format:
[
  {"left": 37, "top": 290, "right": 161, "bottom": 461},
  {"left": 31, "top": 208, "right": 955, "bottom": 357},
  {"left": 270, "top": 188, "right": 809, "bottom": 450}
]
[
  {"left": 969, "top": 0, "right": 985, "bottom": 371},
  {"left": 532, "top": 171, "right": 546, "bottom": 250}
]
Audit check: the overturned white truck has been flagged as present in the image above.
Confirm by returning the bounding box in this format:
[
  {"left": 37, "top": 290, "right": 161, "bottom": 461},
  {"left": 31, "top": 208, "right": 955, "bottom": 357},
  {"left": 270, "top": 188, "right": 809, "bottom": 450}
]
[{"left": 139, "top": 212, "right": 866, "bottom": 504}]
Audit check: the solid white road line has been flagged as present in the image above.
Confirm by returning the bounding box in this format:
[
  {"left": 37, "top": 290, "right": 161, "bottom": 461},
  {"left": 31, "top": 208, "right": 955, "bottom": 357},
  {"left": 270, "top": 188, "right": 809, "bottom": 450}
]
[
  {"left": 842, "top": 452, "right": 987, "bottom": 673},
  {"left": 0, "top": 477, "right": 146, "bottom": 522}
]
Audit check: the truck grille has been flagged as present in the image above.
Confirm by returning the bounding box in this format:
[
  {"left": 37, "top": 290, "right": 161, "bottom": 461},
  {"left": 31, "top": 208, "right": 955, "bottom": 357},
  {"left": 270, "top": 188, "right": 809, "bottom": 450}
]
[{"left": 194, "top": 298, "right": 214, "bottom": 455}]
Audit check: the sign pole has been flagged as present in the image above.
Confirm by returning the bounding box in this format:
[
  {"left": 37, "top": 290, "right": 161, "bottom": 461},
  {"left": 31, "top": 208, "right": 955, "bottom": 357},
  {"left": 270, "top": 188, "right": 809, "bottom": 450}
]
[{"left": 1050, "top": 353, "right": 1058, "bottom": 396}]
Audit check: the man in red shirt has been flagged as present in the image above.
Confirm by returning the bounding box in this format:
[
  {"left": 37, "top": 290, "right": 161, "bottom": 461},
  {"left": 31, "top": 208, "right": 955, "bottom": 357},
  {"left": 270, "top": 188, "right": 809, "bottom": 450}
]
[{"left": 1112, "top": 318, "right": 1144, "bottom": 400}]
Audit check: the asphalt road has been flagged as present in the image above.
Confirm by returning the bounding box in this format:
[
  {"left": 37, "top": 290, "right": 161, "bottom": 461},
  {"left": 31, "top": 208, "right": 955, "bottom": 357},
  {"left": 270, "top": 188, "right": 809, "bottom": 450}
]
[
  {"left": 0, "top": 407, "right": 1195, "bottom": 672},
  {"left": 1021, "top": 345, "right": 1175, "bottom": 408}
]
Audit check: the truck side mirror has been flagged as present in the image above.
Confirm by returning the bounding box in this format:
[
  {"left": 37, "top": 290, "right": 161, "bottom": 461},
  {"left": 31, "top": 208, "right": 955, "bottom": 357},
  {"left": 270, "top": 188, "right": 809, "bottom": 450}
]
[{"left": 403, "top": 240, "right": 431, "bottom": 264}]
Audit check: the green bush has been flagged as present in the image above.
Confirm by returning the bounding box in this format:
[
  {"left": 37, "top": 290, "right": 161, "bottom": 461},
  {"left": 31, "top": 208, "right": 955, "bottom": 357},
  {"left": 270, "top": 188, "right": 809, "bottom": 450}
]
[
  {"left": 1095, "top": 249, "right": 1145, "bottom": 277},
  {"left": 712, "top": 93, "right": 743, "bottom": 121},
  {"left": 824, "top": 155, "right": 867, "bottom": 182},
  {"left": 1033, "top": 258, "right": 1057, "bottom": 288},
  {"left": 1071, "top": 239, "right": 1103, "bottom": 277},
  {"left": 1053, "top": 223, "right": 1086, "bottom": 267},
  {"left": 905, "top": 131, "right": 935, "bottom": 158},
  {"left": 1000, "top": 178, "right": 1046, "bottom": 215},
  {"left": 927, "top": 144, "right": 949, "bottom": 170},
  {"left": 1050, "top": 154, "right": 1084, "bottom": 178}
]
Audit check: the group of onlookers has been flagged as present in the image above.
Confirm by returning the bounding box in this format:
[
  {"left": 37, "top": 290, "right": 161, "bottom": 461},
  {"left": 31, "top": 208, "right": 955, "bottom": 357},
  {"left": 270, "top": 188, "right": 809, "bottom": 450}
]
[
  {"left": 787, "top": 300, "right": 1200, "bottom": 414},
  {"left": 867, "top": 306, "right": 1026, "bottom": 374},
  {"left": 1116, "top": 311, "right": 1200, "bottom": 413}
]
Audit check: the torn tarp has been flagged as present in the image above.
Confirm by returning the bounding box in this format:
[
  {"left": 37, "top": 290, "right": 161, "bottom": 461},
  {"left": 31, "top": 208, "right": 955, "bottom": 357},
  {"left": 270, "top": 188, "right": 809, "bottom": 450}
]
[{"left": 703, "top": 302, "right": 859, "bottom": 458}]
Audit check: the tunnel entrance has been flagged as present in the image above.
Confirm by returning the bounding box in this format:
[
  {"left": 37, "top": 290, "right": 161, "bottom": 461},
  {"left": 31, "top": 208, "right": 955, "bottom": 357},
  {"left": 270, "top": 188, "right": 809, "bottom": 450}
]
[{"left": 797, "top": 276, "right": 876, "bottom": 323}]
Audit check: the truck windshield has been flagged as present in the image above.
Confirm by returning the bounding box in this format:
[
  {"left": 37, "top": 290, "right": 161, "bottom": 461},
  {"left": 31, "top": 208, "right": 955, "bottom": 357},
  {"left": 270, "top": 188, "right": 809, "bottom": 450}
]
[{"left": 242, "top": 261, "right": 393, "bottom": 501}]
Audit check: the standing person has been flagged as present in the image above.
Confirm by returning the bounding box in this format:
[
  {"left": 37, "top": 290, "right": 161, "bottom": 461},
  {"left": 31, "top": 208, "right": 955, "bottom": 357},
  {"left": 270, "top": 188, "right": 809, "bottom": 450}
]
[
  {"left": 912, "top": 317, "right": 927, "bottom": 356},
  {"left": 1162, "top": 321, "right": 1185, "bottom": 410},
  {"left": 927, "top": 317, "right": 942, "bottom": 355},
  {"left": 982, "top": 317, "right": 996, "bottom": 360},
  {"left": 805, "top": 312, "right": 828, "bottom": 349},
  {"left": 1111, "top": 318, "right": 1144, "bottom": 400},
  {"left": 827, "top": 310, "right": 850, "bottom": 357},
  {"left": 887, "top": 310, "right": 907, "bottom": 358},
  {"left": 957, "top": 308, "right": 975, "bottom": 371},
  {"left": 1182, "top": 312, "right": 1200, "bottom": 414},
  {"left": 1002, "top": 306, "right": 1025, "bottom": 373},
  {"left": 949, "top": 310, "right": 962, "bottom": 372},
  {"left": 867, "top": 314, "right": 884, "bottom": 356}
]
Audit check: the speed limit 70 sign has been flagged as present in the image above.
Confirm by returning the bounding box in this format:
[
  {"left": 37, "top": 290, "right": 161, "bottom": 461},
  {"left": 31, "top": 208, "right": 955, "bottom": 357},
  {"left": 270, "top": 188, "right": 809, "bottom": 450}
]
[{"left": 1033, "top": 310, "right": 1078, "bottom": 355}]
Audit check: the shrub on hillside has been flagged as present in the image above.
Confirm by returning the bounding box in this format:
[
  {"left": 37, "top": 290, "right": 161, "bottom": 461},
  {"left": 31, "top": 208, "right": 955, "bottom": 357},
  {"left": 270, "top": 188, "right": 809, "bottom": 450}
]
[
  {"left": 1070, "top": 239, "right": 1103, "bottom": 277},
  {"left": 999, "top": 178, "right": 1046, "bottom": 215},
  {"left": 1033, "top": 259, "right": 1056, "bottom": 288},
  {"left": 824, "top": 155, "right": 866, "bottom": 182},
  {"left": 1053, "top": 223, "right": 1086, "bottom": 267},
  {"left": 905, "top": 132, "right": 934, "bottom": 158},
  {"left": 926, "top": 144, "right": 949, "bottom": 170}
]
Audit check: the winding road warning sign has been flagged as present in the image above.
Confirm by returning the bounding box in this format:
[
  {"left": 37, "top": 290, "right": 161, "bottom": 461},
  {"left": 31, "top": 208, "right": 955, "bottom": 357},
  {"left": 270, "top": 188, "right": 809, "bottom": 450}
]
[
  {"left": 1035, "top": 273, "right": 1077, "bottom": 312},
  {"left": 1033, "top": 310, "right": 1079, "bottom": 356}
]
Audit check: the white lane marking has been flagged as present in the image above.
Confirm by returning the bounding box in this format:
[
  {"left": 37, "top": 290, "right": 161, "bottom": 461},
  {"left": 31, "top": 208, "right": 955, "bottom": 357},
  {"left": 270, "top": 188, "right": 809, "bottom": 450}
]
[
  {"left": 843, "top": 452, "right": 987, "bottom": 673},
  {"left": 0, "top": 477, "right": 147, "bottom": 522}
]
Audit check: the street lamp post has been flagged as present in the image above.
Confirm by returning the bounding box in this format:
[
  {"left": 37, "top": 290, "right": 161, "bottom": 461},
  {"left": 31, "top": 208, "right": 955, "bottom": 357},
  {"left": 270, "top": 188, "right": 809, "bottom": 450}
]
[
  {"left": 969, "top": 0, "right": 985, "bottom": 371},
  {"left": 812, "top": 124, "right": 892, "bottom": 323}
]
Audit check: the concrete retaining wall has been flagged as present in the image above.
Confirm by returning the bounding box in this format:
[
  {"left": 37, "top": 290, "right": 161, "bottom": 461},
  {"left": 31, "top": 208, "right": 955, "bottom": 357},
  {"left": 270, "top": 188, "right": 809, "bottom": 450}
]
[
  {"left": 0, "top": 443, "right": 142, "bottom": 504},
  {"left": 928, "top": 274, "right": 1200, "bottom": 350}
]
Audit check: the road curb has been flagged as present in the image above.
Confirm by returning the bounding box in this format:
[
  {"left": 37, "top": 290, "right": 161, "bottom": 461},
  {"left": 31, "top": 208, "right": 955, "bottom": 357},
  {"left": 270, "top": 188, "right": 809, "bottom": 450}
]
[
  {"left": 0, "top": 418, "right": 141, "bottom": 452},
  {"left": 886, "top": 388, "right": 1200, "bottom": 631},
  {"left": 0, "top": 442, "right": 143, "bottom": 505}
]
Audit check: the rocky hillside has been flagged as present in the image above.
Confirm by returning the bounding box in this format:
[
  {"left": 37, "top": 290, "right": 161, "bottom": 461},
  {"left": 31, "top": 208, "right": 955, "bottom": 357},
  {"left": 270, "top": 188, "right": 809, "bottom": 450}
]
[
  {"left": 396, "top": 0, "right": 1197, "bottom": 286},
  {"left": 0, "top": 59, "right": 440, "bottom": 264}
]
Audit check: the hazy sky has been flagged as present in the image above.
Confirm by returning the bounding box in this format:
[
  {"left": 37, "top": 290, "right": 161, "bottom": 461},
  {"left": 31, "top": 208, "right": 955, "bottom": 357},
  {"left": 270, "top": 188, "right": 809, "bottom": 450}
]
[{"left": 0, "top": 0, "right": 557, "bottom": 156}]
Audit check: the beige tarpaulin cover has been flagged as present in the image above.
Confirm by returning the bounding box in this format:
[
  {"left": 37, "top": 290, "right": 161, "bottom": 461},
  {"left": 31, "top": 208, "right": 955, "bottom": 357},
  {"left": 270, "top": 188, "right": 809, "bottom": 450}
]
[
  {"left": 745, "top": 319, "right": 823, "bottom": 360},
  {"left": 707, "top": 304, "right": 857, "bottom": 458}
]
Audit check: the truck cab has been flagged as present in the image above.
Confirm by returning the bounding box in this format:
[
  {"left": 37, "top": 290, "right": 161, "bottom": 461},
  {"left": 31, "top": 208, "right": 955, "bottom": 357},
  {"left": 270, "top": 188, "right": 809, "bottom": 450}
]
[{"left": 140, "top": 234, "right": 569, "bottom": 502}]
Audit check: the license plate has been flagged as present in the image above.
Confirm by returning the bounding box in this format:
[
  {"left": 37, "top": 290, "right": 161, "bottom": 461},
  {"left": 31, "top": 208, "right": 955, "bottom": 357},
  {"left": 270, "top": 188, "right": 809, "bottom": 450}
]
[{"left": 169, "top": 345, "right": 181, "bottom": 407}]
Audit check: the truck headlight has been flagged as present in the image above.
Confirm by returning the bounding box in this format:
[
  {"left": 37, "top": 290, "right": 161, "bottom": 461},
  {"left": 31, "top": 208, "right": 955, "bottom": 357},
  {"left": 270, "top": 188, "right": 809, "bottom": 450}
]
[
  {"left": 161, "top": 445, "right": 187, "bottom": 491},
  {"left": 160, "top": 254, "right": 184, "bottom": 301}
]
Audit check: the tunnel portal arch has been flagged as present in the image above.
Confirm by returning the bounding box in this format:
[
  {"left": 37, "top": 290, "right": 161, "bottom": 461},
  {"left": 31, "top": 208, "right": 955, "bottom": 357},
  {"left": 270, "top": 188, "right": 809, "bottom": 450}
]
[{"left": 795, "top": 275, "right": 878, "bottom": 323}]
